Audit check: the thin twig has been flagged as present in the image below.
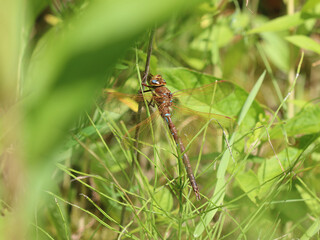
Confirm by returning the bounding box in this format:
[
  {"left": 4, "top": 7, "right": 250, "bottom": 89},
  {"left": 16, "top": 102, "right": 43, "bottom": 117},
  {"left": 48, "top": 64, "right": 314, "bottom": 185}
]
[
  {"left": 118, "top": 28, "right": 155, "bottom": 239},
  {"left": 133, "top": 28, "right": 155, "bottom": 166},
  {"left": 142, "top": 28, "right": 155, "bottom": 84}
]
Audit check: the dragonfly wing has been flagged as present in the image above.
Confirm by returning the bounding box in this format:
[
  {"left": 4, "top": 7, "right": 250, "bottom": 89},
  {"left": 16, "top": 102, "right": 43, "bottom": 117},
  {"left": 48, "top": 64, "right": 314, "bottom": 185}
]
[
  {"left": 123, "top": 109, "right": 164, "bottom": 146},
  {"left": 172, "top": 81, "right": 235, "bottom": 116},
  {"left": 167, "top": 104, "right": 235, "bottom": 159},
  {"left": 172, "top": 105, "right": 235, "bottom": 130},
  {"left": 104, "top": 88, "right": 153, "bottom": 113}
]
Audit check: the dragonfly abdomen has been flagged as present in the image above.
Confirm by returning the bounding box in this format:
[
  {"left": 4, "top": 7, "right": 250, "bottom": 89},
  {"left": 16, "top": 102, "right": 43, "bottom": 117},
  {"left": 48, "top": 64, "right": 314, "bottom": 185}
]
[
  {"left": 146, "top": 76, "right": 201, "bottom": 200},
  {"left": 162, "top": 113, "right": 201, "bottom": 200}
]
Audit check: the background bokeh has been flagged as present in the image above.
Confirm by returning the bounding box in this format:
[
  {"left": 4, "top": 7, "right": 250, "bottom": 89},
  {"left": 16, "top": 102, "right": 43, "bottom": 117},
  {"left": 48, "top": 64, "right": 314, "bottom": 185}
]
[{"left": 1, "top": 0, "right": 320, "bottom": 239}]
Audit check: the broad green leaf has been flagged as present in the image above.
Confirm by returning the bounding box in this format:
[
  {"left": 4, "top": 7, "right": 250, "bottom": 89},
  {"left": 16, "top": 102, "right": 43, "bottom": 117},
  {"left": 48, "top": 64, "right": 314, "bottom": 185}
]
[
  {"left": 190, "top": 16, "right": 234, "bottom": 52},
  {"left": 181, "top": 56, "right": 206, "bottom": 70},
  {"left": 270, "top": 103, "right": 320, "bottom": 138},
  {"left": 302, "top": 0, "right": 320, "bottom": 11},
  {"left": 27, "top": 0, "right": 50, "bottom": 32},
  {"left": 257, "top": 147, "right": 301, "bottom": 198},
  {"left": 221, "top": 40, "right": 247, "bottom": 77},
  {"left": 286, "top": 35, "right": 320, "bottom": 55},
  {"left": 247, "top": 12, "right": 304, "bottom": 34},
  {"left": 230, "top": 12, "right": 250, "bottom": 31},
  {"left": 296, "top": 184, "right": 320, "bottom": 215},
  {"left": 261, "top": 32, "right": 290, "bottom": 72},
  {"left": 153, "top": 187, "right": 173, "bottom": 214},
  {"left": 235, "top": 169, "right": 260, "bottom": 204},
  {"left": 160, "top": 68, "right": 264, "bottom": 129},
  {"left": 301, "top": 0, "right": 320, "bottom": 18}
]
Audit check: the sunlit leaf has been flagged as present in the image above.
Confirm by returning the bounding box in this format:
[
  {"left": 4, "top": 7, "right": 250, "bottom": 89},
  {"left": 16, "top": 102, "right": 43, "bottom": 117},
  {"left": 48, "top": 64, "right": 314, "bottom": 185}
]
[
  {"left": 154, "top": 187, "right": 173, "bottom": 214},
  {"left": 286, "top": 35, "right": 320, "bottom": 55},
  {"left": 257, "top": 147, "right": 301, "bottom": 198},
  {"left": 236, "top": 170, "right": 260, "bottom": 204},
  {"left": 261, "top": 32, "right": 290, "bottom": 72},
  {"left": 247, "top": 12, "right": 304, "bottom": 34},
  {"left": 270, "top": 103, "right": 320, "bottom": 138}
]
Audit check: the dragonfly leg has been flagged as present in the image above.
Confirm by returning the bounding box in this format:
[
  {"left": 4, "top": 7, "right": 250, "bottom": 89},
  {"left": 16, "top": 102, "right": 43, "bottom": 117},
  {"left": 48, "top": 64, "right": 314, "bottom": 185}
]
[{"left": 138, "top": 89, "right": 152, "bottom": 94}]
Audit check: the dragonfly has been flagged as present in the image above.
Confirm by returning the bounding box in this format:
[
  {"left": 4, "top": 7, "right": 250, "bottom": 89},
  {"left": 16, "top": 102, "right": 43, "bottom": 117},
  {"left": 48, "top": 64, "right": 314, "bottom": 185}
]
[{"left": 105, "top": 74, "right": 234, "bottom": 200}]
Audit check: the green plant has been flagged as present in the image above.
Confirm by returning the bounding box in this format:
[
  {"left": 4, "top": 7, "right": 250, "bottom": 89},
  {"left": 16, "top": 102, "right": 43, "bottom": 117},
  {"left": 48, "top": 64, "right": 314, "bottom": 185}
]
[{"left": 1, "top": 0, "right": 320, "bottom": 239}]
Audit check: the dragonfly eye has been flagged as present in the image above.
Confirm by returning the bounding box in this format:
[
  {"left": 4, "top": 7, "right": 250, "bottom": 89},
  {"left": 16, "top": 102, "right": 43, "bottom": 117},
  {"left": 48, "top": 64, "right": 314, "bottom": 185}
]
[{"left": 151, "top": 80, "right": 159, "bottom": 85}]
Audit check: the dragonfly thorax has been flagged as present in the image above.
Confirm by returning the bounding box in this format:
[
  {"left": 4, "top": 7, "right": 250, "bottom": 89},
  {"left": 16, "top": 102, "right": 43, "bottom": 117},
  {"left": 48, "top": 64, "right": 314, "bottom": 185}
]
[{"left": 153, "top": 86, "right": 173, "bottom": 108}]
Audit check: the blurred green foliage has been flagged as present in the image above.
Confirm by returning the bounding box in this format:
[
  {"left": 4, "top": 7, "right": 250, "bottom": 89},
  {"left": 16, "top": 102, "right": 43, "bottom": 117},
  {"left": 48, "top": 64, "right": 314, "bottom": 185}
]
[{"left": 1, "top": 0, "right": 320, "bottom": 239}]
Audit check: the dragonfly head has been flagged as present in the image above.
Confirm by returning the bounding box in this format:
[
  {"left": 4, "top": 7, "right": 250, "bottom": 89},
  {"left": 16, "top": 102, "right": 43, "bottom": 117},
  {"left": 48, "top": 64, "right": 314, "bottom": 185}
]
[{"left": 148, "top": 74, "right": 166, "bottom": 87}]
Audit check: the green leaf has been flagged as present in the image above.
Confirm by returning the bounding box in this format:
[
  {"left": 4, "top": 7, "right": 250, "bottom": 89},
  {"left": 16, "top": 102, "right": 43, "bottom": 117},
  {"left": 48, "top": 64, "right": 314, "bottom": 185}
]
[
  {"left": 301, "top": 0, "right": 320, "bottom": 18},
  {"left": 27, "top": 0, "right": 50, "bottom": 32},
  {"left": 302, "top": 0, "right": 320, "bottom": 11},
  {"left": 247, "top": 12, "right": 305, "bottom": 34},
  {"left": 296, "top": 184, "right": 320, "bottom": 215},
  {"left": 257, "top": 147, "right": 300, "bottom": 198},
  {"left": 261, "top": 32, "right": 290, "bottom": 72},
  {"left": 286, "top": 35, "right": 320, "bottom": 55},
  {"left": 190, "top": 17, "right": 234, "bottom": 51},
  {"left": 153, "top": 187, "right": 173, "bottom": 214},
  {"left": 160, "top": 68, "right": 264, "bottom": 126},
  {"left": 270, "top": 103, "right": 320, "bottom": 138},
  {"left": 235, "top": 170, "right": 260, "bottom": 204}
]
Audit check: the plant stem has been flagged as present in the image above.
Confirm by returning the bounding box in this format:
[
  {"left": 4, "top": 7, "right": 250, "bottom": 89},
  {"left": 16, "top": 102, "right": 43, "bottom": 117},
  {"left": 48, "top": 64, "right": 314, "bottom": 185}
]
[
  {"left": 287, "top": 0, "right": 295, "bottom": 119},
  {"left": 118, "top": 29, "right": 155, "bottom": 239},
  {"left": 142, "top": 28, "right": 155, "bottom": 83}
]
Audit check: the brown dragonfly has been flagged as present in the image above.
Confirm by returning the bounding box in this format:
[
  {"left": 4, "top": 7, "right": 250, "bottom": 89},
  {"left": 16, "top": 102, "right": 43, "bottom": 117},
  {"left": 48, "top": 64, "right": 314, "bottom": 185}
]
[{"left": 106, "top": 74, "right": 234, "bottom": 200}]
